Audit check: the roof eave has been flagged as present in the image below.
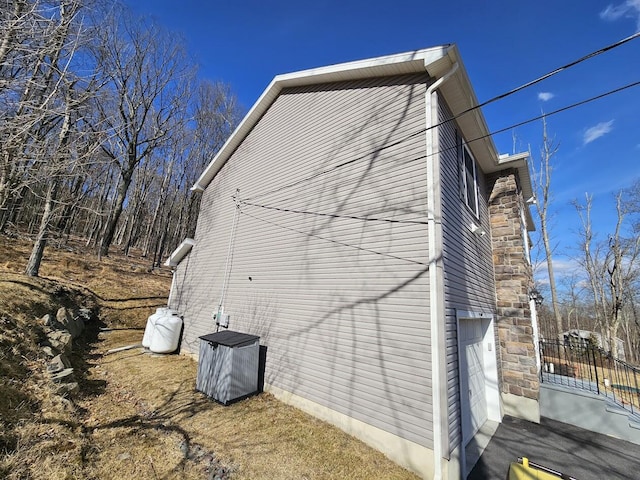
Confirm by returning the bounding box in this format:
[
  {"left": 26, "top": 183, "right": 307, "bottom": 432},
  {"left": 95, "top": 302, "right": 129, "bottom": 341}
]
[
  {"left": 495, "top": 152, "right": 534, "bottom": 200},
  {"left": 190, "top": 44, "right": 529, "bottom": 233},
  {"left": 493, "top": 152, "right": 536, "bottom": 231},
  {"left": 435, "top": 47, "right": 507, "bottom": 174}
]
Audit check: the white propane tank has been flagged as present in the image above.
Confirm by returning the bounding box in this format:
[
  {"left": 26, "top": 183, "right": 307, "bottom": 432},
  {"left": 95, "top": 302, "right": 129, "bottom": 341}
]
[
  {"left": 142, "top": 308, "right": 167, "bottom": 348},
  {"left": 149, "top": 312, "right": 182, "bottom": 354}
]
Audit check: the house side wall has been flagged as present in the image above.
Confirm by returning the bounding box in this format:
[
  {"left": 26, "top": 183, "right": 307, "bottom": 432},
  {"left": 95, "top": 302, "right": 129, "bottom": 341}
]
[
  {"left": 170, "top": 74, "right": 436, "bottom": 449},
  {"left": 438, "top": 98, "right": 497, "bottom": 453}
]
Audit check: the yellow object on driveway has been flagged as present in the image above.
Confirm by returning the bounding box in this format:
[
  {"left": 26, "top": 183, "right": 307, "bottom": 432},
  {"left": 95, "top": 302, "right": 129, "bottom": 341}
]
[{"left": 508, "top": 457, "right": 576, "bottom": 480}]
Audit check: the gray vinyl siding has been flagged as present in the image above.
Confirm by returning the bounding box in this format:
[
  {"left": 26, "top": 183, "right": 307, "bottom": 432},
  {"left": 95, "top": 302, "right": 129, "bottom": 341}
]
[
  {"left": 438, "top": 97, "right": 497, "bottom": 452},
  {"left": 171, "top": 74, "right": 435, "bottom": 447}
]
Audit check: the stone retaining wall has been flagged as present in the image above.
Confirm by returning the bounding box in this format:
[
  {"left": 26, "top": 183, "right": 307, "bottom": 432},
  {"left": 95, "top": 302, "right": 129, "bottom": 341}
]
[{"left": 40, "top": 306, "right": 92, "bottom": 396}]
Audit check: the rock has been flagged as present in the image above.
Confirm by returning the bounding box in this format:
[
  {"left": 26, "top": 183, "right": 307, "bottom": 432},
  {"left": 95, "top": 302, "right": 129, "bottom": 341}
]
[
  {"left": 189, "top": 444, "right": 205, "bottom": 460},
  {"left": 51, "top": 368, "right": 75, "bottom": 383},
  {"left": 55, "top": 381, "right": 79, "bottom": 396},
  {"left": 47, "top": 354, "right": 71, "bottom": 374},
  {"left": 77, "top": 307, "right": 92, "bottom": 322},
  {"left": 59, "top": 396, "right": 74, "bottom": 411},
  {"left": 56, "top": 307, "right": 84, "bottom": 339},
  {"left": 179, "top": 440, "right": 189, "bottom": 457},
  {"left": 47, "top": 330, "right": 72, "bottom": 354},
  {"left": 56, "top": 307, "right": 71, "bottom": 325},
  {"left": 117, "top": 452, "right": 131, "bottom": 461},
  {"left": 41, "top": 346, "right": 56, "bottom": 358}
]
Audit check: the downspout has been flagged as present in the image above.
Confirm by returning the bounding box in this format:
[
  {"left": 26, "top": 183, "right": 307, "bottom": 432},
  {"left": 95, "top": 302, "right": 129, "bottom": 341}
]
[
  {"left": 425, "top": 61, "right": 458, "bottom": 480},
  {"left": 168, "top": 268, "right": 177, "bottom": 307}
]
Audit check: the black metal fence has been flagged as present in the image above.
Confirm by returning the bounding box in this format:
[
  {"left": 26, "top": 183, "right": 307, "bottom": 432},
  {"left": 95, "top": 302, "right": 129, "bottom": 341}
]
[{"left": 539, "top": 339, "right": 640, "bottom": 417}]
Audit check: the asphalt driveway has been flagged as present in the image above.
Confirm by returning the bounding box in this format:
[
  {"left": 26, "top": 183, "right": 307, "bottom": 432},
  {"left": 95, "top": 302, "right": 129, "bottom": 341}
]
[{"left": 468, "top": 415, "right": 640, "bottom": 479}]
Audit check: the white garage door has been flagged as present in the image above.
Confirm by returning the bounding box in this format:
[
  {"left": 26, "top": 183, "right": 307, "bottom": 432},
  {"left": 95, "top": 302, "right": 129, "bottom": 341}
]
[{"left": 460, "top": 319, "right": 488, "bottom": 444}]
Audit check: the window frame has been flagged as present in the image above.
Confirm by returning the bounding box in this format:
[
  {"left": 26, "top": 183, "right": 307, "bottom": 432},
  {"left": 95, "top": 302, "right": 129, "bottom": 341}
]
[{"left": 458, "top": 137, "right": 480, "bottom": 218}]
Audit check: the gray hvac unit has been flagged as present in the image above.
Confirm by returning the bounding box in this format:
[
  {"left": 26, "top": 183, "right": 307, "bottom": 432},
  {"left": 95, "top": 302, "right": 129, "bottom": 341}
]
[{"left": 196, "top": 330, "right": 260, "bottom": 405}]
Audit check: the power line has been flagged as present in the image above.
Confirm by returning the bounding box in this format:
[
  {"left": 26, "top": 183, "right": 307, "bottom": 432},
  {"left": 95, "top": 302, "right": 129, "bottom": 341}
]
[
  {"left": 470, "top": 79, "right": 640, "bottom": 144},
  {"left": 242, "top": 210, "right": 428, "bottom": 266},
  {"left": 244, "top": 79, "right": 640, "bottom": 204},
  {"left": 427, "top": 31, "right": 640, "bottom": 133},
  {"left": 243, "top": 131, "right": 423, "bottom": 202},
  {"left": 460, "top": 31, "right": 640, "bottom": 115},
  {"left": 241, "top": 200, "right": 429, "bottom": 225},
  {"left": 242, "top": 33, "right": 639, "bottom": 203}
]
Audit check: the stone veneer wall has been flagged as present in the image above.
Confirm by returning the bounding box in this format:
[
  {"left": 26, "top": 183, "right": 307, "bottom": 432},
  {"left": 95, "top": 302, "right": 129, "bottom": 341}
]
[{"left": 487, "top": 169, "right": 540, "bottom": 418}]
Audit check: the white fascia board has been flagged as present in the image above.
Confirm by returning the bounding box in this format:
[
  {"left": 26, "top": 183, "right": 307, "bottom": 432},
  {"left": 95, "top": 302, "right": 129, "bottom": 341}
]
[
  {"left": 164, "top": 238, "right": 195, "bottom": 267},
  {"left": 274, "top": 46, "right": 450, "bottom": 86},
  {"left": 497, "top": 151, "right": 529, "bottom": 164},
  {"left": 435, "top": 45, "right": 502, "bottom": 174},
  {"left": 191, "top": 77, "right": 282, "bottom": 192},
  {"left": 191, "top": 46, "right": 451, "bottom": 192}
]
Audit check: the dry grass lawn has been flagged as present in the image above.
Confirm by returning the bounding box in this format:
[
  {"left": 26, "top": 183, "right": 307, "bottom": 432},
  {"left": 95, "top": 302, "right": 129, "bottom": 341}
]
[{"left": 0, "top": 236, "right": 419, "bottom": 479}]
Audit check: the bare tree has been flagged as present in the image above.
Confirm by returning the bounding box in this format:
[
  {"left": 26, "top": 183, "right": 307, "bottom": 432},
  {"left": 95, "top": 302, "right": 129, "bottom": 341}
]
[
  {"left": 92, "top": 7, "right": 193, "bottom": 258},
  {"left": 24, "top": 82, "right": 75, "bottom": 276},
  {"left": 558, "top": 272, "right": 589, "bottom": 334},
  {"left": 0, "top": 0, "right": 68, "bottom": 229},
  {"left": 574, "top": 193, "right": 640, "bottom": 357},
  {"left": 530, "top": 117, "right": 563, "bottom": 337},
  {"left": 142, "top": 79, "right": 242, "bottom": 267},
  {"left": 0, "top": 0, "right": 102, "bottom": 275},
  {"left": 25, "top": 78, "right": 103, "bottom": 276}
]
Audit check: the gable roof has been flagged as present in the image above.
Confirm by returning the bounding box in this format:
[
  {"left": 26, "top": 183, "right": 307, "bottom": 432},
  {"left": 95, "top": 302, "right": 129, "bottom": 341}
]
[{"left": 191, "top": 45, "right": 534, "bottom": 226}]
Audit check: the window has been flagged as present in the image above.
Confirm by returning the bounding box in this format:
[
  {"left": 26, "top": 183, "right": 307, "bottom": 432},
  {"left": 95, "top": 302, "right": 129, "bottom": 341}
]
[{"left": 459, "top": 140, "right": 479, "bottom": 217}]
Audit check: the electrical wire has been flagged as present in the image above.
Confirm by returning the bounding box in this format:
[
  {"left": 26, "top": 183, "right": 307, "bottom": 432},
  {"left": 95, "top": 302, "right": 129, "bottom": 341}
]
[
  {"left": 241, "top": 33, "right": 640, "bottom": 202},
  {"left": 242, "top": 132, "right": 424, "bottom": 202},
  {"left": 456, "top": 31, "right": 640, "bottom": 116},
  {"left": 242, "top": 210, "right": 428, "bottom": 266},
  {"left": 232, "top": 78, "right": 640, "bottom": 271},
  {"left": 465, "top": 79, "right": 640, "bottom": 149},
  {"left": 241, "top": 199, "right": 429, "bottom": 225},
  {"left": 243, "top": 78, "right": 640, "bottom": 205}
]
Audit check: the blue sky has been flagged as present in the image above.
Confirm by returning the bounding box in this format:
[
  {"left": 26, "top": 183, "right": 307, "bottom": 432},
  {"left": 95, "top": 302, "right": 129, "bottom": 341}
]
[{"left": 126, "top": 0, "right": 639, "bottom": 287}]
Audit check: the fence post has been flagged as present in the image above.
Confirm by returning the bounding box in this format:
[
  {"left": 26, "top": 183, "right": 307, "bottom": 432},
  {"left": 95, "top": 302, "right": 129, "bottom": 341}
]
[
  {"left": 591, "top": 346, "right": 600, "bottom": 396},
  {"left": 539, "top": 341, "right": 544, "bottom": 383},
  {"left": 634, "top": 368, "right": 639, "bottom": 416}
]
